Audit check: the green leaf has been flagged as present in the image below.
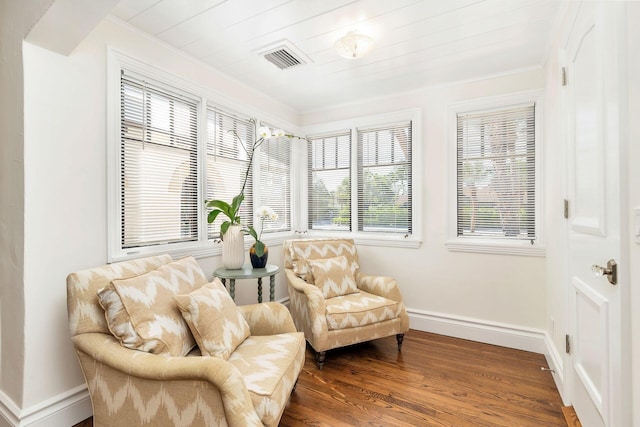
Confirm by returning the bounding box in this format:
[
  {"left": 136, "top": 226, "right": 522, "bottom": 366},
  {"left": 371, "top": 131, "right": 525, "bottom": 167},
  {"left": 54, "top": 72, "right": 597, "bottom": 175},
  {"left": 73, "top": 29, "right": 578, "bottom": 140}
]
[
  {"left": 207, "top": 209, "right": 222, "bottom": 224},
  {"left": 255, "top": 240, "right": 265, "bottom": 257},
  {"left": 230, "top": 193, "right": 244, "bottom": 216},
  {"left": 206, "top": 199, "right": 231, "bottom": 211},
  {"left": 247, "top": 226, "right": 258, "bottom": 240},
  {"left": 220, "top": 221, "right": 231, "bottom": 236}
]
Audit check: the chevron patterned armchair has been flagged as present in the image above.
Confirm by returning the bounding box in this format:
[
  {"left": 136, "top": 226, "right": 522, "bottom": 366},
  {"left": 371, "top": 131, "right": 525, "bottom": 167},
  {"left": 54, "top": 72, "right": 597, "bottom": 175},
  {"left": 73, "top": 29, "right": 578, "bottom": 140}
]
[
  {"left": 283, "top": 238, "right": 409, "bottom": 369},
  {"left": 67, "top": 254, "right": 305, "bottom": 427}
]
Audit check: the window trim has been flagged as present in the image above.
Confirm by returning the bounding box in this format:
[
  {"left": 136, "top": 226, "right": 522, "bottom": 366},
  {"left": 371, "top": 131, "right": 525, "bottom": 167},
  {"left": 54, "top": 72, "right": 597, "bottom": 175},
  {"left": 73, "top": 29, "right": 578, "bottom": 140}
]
[
  {"left": 446, "top": 90, "right": 545, "bottom": 257},
  {"left": 300, "top": 109, "right": 422, "bottom": 249}
]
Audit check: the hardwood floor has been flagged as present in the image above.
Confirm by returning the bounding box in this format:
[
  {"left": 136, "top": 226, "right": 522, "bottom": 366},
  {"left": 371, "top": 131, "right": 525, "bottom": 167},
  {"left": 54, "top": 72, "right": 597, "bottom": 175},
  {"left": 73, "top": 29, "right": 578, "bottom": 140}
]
[{"left": 73, "top": 330, "right": 566, "bottom": 426}]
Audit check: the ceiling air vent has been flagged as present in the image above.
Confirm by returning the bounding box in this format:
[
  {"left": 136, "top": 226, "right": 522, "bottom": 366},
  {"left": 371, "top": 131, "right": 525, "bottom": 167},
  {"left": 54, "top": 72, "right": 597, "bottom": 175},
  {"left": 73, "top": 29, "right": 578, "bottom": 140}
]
[
  {"left": 257, "top": 40, "right": 311, "bottom": 70},
  {"left": 264, "top": 48, "right": 303, "bottom": 70}
]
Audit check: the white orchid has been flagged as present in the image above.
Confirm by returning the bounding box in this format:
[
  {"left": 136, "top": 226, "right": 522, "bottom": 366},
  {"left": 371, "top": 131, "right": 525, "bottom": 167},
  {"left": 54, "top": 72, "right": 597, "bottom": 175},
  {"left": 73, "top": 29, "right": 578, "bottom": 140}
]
[
  {"left": 258, "top": 126, "right": 272, "bottom": 139},
  {"left": 207, "top": 120, "right": 306, "bottom": 252},
  {"left": 246, "top": 205, "right": 279, "bottom": 257},
  {"left": 257, "top": 205, "right": 278, "bottom": 221}
]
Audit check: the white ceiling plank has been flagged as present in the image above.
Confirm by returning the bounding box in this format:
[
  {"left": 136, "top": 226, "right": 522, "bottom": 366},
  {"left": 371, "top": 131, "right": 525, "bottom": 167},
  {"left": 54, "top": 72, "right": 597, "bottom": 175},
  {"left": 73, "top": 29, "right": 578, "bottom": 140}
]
[
  {"left": 192, "top": 0, "right": 362, "bottom": 61},
  {"left": 155, "top": 0, "right": 294, "bottom": 48},
  {"left": 111, "top": 0, "right": 162, "bottom": 22},
  {"left": 125, "top": 0, "right": 229, "bottom": 36},
  {"left": 109, "top": 0, "right": 564, "bottom": 111}
]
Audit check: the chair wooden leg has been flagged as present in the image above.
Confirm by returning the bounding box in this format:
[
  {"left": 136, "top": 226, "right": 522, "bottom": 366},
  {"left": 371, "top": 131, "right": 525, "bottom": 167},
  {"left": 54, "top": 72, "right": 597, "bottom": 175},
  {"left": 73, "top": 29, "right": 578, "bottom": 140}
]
[
  {"left": 315, "top": 350, "right": 326, "bottom": 370},
  {"left": 396, "top": 333, "right": 405, "bottom": 350}
]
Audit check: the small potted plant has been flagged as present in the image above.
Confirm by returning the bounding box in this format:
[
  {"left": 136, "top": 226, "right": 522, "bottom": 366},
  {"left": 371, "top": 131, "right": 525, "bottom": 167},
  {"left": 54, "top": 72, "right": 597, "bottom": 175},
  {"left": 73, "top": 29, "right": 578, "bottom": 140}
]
[{"left": 247, "top": 206, "right": 278, "bottom": 268}]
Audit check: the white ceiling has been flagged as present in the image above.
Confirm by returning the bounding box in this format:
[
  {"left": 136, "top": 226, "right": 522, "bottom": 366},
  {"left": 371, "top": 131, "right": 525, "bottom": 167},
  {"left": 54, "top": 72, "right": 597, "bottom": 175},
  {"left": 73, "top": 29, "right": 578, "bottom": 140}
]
[{"left": 111, "top": 0, "right": 565, "bottom": 112}]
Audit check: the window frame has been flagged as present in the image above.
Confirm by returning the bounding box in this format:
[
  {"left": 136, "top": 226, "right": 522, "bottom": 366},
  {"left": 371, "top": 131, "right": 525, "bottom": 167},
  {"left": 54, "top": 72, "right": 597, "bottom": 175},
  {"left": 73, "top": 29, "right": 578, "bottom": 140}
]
[
  {"left": 107, "top": 49, "right": 299, "bottom": 262},
  {"left": 446, "top": 90, "right": 545, "bottom": 257},
  {"left": 300, "top": 109, "right": 422, "bottom": 249}
]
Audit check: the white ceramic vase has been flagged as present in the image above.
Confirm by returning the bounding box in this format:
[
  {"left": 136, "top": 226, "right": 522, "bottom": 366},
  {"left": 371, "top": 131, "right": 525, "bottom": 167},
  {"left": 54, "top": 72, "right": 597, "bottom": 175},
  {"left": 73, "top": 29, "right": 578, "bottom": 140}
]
[{"left": 221, "top": 224, "right": 245, "bottom": 269}]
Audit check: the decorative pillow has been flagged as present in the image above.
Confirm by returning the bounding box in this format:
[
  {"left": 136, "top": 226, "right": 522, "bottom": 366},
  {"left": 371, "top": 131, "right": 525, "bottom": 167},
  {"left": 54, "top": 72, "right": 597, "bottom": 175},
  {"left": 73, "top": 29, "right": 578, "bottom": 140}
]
[
  {"left": 290, "top": 239, "right": 360, "bottom": 283},
  {"left": 97, "top": 256, "right": 207, "bottom": 357},
  {"left": 308, "top": 255, "right": 359, "bottom": 299},
  {"left": 174, "top": 279, "right": 250, "bottom": 360}
]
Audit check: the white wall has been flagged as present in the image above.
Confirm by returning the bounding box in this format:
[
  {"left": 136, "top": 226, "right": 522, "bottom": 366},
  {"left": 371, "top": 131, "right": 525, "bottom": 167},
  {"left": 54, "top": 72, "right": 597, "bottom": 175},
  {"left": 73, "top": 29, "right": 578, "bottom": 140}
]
[
  {"left": 301, "top": 69, "right": 548, "bottom": 332},
  {"left": 0, "top": 1, "right": 27, "bottom": 414},
  {"left": 0, "top": 0, "right": 56, "bottom": 419},
  {"left": 19, "top": 17, "right": 297, "bottom": 422}
]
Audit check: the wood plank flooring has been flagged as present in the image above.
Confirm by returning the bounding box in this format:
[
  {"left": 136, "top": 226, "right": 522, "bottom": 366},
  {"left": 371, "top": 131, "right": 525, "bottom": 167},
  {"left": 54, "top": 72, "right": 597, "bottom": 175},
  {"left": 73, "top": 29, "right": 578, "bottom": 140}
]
[
  {"left": 562, "top": 406, "right": 582, "bottom": 427},
  {"left": 73, "top": 329, "right": 566, "bottom": 426}
]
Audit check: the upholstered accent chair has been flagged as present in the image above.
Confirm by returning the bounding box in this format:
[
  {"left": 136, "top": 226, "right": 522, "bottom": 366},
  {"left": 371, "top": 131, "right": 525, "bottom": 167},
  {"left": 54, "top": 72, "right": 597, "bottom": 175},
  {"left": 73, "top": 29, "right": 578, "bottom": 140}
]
[
  {"left": 284, "top": 238, "right": 409, "bottom": 369},
  {"left": 67, "top": 254, "right": 305, "bottom": 427}
]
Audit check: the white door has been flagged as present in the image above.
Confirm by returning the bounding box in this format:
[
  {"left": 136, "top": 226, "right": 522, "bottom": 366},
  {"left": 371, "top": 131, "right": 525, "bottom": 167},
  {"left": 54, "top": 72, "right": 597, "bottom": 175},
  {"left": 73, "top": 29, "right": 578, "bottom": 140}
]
[{"left": 565, "top": 2, "right": 625, "bottom": 426}]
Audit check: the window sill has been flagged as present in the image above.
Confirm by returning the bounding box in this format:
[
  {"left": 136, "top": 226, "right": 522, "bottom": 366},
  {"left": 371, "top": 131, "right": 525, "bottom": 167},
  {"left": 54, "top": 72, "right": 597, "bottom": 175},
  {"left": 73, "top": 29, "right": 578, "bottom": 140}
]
[
  {"left": 300, "top": 231, "right": 422, "bottom": 249},
  {"left": 445, "top": 239, "right": 545, "bottom": 257},
  {"left": 109, "top": 231, "right": 421, "bottom": 264},
  {"left": 109, "top": 241, "right": 221, "bottom": 263}
]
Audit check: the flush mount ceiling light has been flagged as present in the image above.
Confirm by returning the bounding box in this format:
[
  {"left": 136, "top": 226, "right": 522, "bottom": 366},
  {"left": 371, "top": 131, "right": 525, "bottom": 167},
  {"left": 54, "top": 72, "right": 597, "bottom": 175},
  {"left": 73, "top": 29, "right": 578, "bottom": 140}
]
[{"left": 334, "top": 31, "right": 374, "bottom": 59}]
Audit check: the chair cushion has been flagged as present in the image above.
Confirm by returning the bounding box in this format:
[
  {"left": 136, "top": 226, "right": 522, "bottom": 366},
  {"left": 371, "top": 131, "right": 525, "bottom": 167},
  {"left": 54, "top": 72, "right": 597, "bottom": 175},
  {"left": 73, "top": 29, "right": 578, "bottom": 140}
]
[
  {"left": 324, "top": 291, "right": 403, "bottom": 331},
  {"left": 289, "top": 239, "right": 359, "bottom": 283},
  {"left": 174, "top": 279, "right": 250, "bottom": 360},
  {"left": 97, "top": 256, "right": 207, "bottom": 357},
  {"left": 308, "top": 256, "right": 359, "bottom": 299},
  {"left": 228, "top": 332, "right": 305, "bottom": 426}
]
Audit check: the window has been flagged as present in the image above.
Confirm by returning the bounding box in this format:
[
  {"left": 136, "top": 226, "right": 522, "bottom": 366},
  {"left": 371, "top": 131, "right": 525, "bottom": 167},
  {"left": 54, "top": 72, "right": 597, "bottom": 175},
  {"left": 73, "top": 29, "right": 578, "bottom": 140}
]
[
  {"left": 255, "top": 126, "right": 292, "bottom": 235},
  {"left": 119, "top": 71, "right": 199, "bottom": 249},
  {"left": 109, "top": 52, "right": 299, "bottom": 261},
  {"left": 307, "top": 131, "right": 352, "bottom": 231},
  {"left": 447, "top": 92, "right": 544, "bottom": 256},
  {"left": 206, "top": 108, "right": 254, "bottom": 238},
  {"left": 358, "top": 122, "right": 412, "bottom": 233},
  {"left": 304, "top": 109, "right": 421, "bottom": 247}
]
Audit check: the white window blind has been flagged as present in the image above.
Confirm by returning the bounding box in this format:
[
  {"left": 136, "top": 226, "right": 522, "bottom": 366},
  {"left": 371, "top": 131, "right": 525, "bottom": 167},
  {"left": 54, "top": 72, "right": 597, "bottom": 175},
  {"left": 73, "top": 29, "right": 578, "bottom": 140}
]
[
  {"left": 357, "top": 122, "right": 412, "bottom": 233},
  {"left": 456, "top": 104, "right": 536, "bottom": 240},
  {"left": 308, "top": 132, "right": 351, "bottom": 231},
  {"left": 120, "top": 71, "right": 199, "bottom": 248},
  {"left": 206, "top": 108, "right": 254, "bottom": 238},
  {"left": 255, "top": 127, "right": 291, "bottom": 234}
]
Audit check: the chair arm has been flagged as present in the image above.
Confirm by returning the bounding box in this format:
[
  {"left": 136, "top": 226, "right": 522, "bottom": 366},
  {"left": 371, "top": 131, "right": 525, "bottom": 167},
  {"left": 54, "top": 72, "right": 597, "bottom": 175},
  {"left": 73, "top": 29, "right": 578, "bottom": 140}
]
[
  {"left": 284, "top": 269, "right": 329, "bottom": 347},
  {"left": 236, "top": 302, "right": 297, "bottom": 335},
  {"left": 72, "top": 333, "right": 262, "bottom": 427},
  {"left": 284, "top": 269, "right": 325, "bottom": 311},
  {"left": 356, "top": 273, "right": 404, "bottom": 303}
]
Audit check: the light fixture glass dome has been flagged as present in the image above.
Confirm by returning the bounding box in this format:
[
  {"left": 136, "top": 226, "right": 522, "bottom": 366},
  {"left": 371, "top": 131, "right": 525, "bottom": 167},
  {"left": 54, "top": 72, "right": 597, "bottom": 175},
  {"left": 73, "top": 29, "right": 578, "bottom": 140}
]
[{"left": 334, "top": 31, "right": 374, "bottom": 59}]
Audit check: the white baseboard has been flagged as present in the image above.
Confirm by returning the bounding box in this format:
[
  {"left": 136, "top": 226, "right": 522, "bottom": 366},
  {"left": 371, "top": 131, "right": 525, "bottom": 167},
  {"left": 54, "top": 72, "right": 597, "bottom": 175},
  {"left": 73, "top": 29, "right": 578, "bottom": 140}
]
[
  {"left": 0, "top": 386, "right": 91, "bottom": 427},
  {"left": 407, "top": 308, "right": 547, "bottom": 354},
  {"left": 544, "top": 332, "right": 569, "bottom": 405}
]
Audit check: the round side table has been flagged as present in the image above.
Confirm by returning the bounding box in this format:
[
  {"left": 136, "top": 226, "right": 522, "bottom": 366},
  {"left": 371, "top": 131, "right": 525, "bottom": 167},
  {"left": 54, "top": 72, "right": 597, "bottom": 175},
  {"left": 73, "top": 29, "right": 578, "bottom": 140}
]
[{"left": 212, "top": 264, "right": 280, "bottom": 303}]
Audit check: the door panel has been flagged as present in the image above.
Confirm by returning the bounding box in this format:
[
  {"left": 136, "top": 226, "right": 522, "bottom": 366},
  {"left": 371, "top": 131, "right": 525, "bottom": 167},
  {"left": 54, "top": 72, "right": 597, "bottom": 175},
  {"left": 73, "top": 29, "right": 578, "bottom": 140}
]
[
  {"left": 573, "top": 277, "right": 607, "bottom": 416},
  {"left": 571, "top": 23, "right": 605, "bottom": 236}
]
